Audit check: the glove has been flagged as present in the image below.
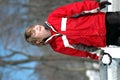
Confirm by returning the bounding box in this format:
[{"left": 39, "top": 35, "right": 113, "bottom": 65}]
[
  {"left": 99, "top": 50, "right": 112, "bottom": 65},
  {"left": 99, "top": 1, "right": 111, "bottom": 9}
]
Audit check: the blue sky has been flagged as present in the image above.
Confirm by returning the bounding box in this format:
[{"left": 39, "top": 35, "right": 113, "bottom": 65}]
[{"left": 0, "top": 0, "right": 42, "bottom": 80}]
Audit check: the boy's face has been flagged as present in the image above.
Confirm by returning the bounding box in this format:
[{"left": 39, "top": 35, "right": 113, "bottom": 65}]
[{"left": 32, "top": 25, "right": 45, "bottom": 45}]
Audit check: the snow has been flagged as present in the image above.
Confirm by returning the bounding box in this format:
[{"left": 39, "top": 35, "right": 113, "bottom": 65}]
[
  {"left": 101, "top": 46, "right": 120, "bottom": 58},
  {"left": 86, "top": 70, "right": 100, "bottom": 80}
]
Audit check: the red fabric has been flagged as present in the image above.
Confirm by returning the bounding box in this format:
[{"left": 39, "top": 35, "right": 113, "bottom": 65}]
[{"left": 47, "top": 0, "right": 106, "bottom": 60}]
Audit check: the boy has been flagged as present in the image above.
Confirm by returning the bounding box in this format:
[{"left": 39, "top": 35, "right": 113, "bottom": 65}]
[{"left": 24, "top": 0, "right": 120, "bottom": 65}]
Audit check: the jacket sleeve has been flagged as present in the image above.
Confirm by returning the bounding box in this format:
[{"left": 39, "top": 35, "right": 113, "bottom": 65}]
[
  {"left": 54, "top": 46, "right": 99, "bottom": 60},
  {"left": 47, "top": 0, "right": 99, "bottom": 18}
]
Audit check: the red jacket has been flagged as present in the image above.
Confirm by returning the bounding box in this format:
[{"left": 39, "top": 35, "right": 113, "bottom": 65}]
[{"left": 46, "top": 0, "right": 106, "bottom": 60}]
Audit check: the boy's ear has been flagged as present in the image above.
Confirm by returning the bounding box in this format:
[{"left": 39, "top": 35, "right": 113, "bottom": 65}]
[{"left": 34, "top": 25, "right": 42, "bottom": 31}]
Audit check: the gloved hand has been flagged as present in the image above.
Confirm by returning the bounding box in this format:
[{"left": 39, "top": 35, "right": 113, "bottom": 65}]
[
  {"left": 99, "top": 1, "right": 111, "bottom": 9},
  {"left": 69, "top": 1, "right": 111, "bottom": 18},
  {"left": 99, "top": 50, "right": 112, "bottom": 65}
]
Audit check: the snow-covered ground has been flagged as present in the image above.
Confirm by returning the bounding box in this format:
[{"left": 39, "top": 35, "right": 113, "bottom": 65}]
[{"left": 101, "top": 46, "right": 120, "bottom": 58}]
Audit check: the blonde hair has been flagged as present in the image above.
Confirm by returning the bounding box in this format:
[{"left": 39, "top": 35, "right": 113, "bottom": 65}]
[{"left": 24, "top": 25, "right": 39, "bottom": 45}]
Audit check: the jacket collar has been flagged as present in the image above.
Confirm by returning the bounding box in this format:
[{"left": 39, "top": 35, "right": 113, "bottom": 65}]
[{"left": 44, "top": 21, "right": 62, "bottom": 43}]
